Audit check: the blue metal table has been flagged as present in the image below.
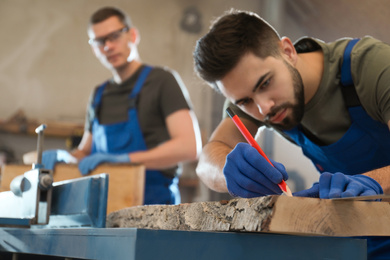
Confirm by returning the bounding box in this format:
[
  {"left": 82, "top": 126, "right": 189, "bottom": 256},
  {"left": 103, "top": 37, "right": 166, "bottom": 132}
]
[{"left": 0, "top": 228, "right": 366, "bottom": 259}]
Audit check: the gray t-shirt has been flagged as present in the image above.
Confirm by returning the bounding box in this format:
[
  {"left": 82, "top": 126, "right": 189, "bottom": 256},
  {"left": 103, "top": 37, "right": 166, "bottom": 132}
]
[{"left": 85, "top": 65, "right": 192, "bottom": 178}]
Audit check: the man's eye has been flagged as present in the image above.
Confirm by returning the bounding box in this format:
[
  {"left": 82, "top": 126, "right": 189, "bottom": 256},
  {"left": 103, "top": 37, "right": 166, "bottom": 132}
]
[
  {"left": 260, "top": 79, "right": 270, "bottom": 90},
  {"left": 239, "top": 98, "right": 252, "bottom": 106},
  {"left": 95, "top": 38, "right": 105, "bottom": 46},
  {"left": 109, "top": 32, "right": 121, "bottom": 41}
]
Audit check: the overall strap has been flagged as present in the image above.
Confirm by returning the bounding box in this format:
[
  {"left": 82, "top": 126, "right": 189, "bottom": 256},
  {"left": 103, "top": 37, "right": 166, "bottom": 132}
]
[
  {"left": 130, "top": 66, "right": 153, "bottom": 99},
  {"left": 340, "top": 38, "right": 361, "bottom": 107},
  {"left": 128, "top": 66, "right": 153, "bottom": 108}
]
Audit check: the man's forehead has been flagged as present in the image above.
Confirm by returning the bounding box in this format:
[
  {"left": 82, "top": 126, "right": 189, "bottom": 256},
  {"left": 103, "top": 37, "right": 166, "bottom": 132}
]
[
  {"left": 216, "top": 80, "right": 238, "bottom": 103},
  {"left": 88, "top": 16, "right": 123, "bottom": 38}
]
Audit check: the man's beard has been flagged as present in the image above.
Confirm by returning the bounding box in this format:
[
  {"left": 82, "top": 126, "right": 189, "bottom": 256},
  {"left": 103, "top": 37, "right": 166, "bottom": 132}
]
[{"left": 265, "top": 60, "right": 305, "bottom": 130}]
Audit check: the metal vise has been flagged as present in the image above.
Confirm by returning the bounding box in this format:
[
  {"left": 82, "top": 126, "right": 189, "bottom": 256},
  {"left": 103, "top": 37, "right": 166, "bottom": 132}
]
[
  {"left": 0, "top": 124, "right": 108, "bottom": 228},
  {"left": 0, "top": 124, "right": 53, "bottom": 226}
]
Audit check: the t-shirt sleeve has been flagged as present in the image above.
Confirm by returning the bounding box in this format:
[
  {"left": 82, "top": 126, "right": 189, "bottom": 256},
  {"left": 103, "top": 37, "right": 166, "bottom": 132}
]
[{"left": 353, "top": 37, "right": 390, "bottom": 124}]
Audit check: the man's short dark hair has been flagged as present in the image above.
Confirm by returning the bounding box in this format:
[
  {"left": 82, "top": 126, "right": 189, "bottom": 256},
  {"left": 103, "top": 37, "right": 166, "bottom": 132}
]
[
  {"left": 193, "top": 10, "right": 281, "bottom": 91},
  {"left": 89, "top": 6, "right": 132, "bottom": 28}
]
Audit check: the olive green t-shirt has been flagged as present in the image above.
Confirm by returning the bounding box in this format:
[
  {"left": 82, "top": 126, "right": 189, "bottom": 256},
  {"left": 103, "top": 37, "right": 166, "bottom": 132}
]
[
  {"left": 226, "top": 36, "right": 390, "bottom": 146},
  {"left": 85, "top": 65, "right": 192, "bottom": 178}
]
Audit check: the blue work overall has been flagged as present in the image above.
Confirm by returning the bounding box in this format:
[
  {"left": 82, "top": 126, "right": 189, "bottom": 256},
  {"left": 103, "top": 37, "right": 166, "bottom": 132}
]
[
  {"left": 284, "top": 39, "right": 390, "bottom": 175},
  {"left": 91, "top": 66, "right": 180, "bottom": 205},
  {"left": 284, "top": 40, "right": 390, "bottom": 258}
]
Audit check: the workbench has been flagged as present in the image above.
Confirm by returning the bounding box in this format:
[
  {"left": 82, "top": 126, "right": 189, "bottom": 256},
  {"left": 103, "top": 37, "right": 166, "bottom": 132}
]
[
  {"left": 0, "top": 228, "right": 367, "bottom": 260},
  {"left": 0, "top": 145, "right": 380, "bottom": 260}
]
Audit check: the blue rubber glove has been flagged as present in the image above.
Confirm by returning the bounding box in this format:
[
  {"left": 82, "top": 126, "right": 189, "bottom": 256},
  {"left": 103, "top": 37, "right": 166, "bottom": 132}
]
[
  {"left": 42, "top": 149, "right": 77, "bottom": 170},
  {"left": 78, "top": 153, "right": 130, "bottom": 175},
  {"left": 223, "top": 143, "right": 288, "bottom": 198},
  {"left": 293, "top": 183, "right": 320, "bottom": 198},
  {"left": 318, "top": 172, "right": 383, "bottom": 199},
  {"left": 293, "top": 172, "right": 383, "bottom": 199}
]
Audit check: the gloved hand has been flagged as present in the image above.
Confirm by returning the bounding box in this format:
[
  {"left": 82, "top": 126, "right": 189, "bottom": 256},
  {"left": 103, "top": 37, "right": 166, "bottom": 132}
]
[
  {"left": 223, "top": 143, "right": 288, "bottom": 198},
  {"left": 78, "top": 153, "right": 130, "bottom": 175},
  {"left": 293, "top": 172, "right": 383, "bottom": 199},
  {"left": 42, "top": 149, "right": 77, "bottom": 170},
  {"left": 318, "top": 172, "right": 383, "bottom": 199},
  {"left": 293, "top": 183, "right": 319, "bottom": 198}
]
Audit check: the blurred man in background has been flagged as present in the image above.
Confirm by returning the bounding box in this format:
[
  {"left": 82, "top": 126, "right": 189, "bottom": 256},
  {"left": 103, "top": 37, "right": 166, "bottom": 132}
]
[{"left": 43, "top": 6, "right": 202, "bottom": 205}]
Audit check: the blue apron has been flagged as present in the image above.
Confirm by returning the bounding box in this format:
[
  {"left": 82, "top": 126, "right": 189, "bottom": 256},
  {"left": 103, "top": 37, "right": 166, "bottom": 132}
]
[
  {"left": 284, "top": 39, "right": 390, "bottom": 175},
  {"left": 91, "top": 66, "right": 180, "bottom": 205}
]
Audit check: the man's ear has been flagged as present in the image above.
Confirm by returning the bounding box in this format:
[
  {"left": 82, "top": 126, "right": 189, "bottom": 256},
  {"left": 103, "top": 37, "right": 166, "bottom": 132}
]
[
  {"left": 129, "top": 27, "right": 140, "bottom": 45},
  {"left": 280, "top": 37, "right": 297, "bottom": 65}
]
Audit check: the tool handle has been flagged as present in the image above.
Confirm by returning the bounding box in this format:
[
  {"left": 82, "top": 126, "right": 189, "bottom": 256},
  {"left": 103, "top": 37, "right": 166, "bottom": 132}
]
[{"left": 35, "top": 124, "right": 47, "bottom": 167}]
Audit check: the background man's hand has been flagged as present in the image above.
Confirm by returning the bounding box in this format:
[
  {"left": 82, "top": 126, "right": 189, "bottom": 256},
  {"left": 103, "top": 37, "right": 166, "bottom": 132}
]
[
  {"left": 78, "top": 153, "right": 130, "bottom": 175},
  {"left": 42, "top": 149, "right": 77, "bottom": 170}
]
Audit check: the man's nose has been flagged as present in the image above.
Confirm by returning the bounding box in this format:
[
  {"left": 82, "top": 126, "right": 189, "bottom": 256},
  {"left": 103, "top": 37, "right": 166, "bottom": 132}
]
[
  {"left": 103, "top": 40, "right": 115, "bottom": 52},
  {"left": 255, "top": 96, "right": 274, "bottom": 117}
]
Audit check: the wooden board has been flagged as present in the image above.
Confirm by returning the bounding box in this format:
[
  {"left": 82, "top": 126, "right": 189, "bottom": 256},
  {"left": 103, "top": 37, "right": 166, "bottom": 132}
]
[
  {"left": 1, "top": 163, "right": 145, "bottom": 214},
  {"left": 106, "top": 195, "right": 390, "bottom": 237}
]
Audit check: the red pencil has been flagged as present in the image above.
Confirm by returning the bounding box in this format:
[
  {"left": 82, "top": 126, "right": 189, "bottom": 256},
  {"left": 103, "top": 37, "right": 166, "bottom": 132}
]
[{"left": 226, "top": 107, "right": 291, "bottom": 195}]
